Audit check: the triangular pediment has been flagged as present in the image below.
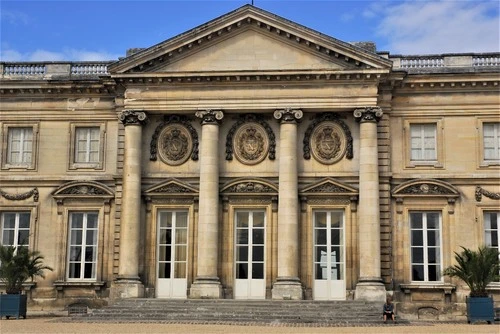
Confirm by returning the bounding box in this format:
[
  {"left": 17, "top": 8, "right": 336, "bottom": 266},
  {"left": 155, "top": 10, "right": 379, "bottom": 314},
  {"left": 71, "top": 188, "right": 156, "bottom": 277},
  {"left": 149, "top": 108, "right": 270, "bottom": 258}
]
[
  {"left": 109, "top": 5, "right": 391, "bottom": 75},
  {"left": 144, "top": 178, "right": 199, "bottom": 195},
  {"left": 300, "top": 178, "right": 358, "bottom": 195}
]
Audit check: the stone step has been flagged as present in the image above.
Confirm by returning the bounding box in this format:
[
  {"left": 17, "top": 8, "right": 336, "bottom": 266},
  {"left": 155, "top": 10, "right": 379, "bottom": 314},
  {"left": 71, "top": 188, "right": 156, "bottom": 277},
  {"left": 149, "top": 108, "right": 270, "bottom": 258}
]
[{"left": 75, "top": 299, "right": 407, "bottom": 325}]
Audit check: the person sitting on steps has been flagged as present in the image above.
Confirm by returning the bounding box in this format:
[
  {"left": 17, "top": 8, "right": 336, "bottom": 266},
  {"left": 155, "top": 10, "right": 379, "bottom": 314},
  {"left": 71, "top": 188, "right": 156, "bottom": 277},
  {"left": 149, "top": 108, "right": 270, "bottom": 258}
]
[{"left": 383, "top": 297, "right": 397, "bottom": 324}]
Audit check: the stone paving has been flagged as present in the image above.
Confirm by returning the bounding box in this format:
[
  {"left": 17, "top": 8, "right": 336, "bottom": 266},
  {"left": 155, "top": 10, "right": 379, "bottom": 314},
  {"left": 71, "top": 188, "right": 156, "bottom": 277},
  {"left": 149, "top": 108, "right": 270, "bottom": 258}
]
[{"left": 1, "top": 315, "right": 499, "bottom": 334}]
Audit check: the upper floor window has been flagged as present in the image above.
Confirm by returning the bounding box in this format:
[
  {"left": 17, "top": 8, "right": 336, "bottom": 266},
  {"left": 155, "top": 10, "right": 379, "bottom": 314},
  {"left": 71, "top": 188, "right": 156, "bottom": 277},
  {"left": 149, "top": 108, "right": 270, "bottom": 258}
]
[
  {"left": 1, "top": 212, "right": 31, "bottom": 250},
  {"left": 483, "top": 123, "right": 500, "bottom": 161},
  {"left": 410, "top": 124, "right": 437, "bottom": 162},
  {"left": 410, "top": 211, "right": 442, "bottom": 282},
  {"left": 67, "top": 212, "right": 99, "bottom": 280},
  {"left": 69, "top": 123, "right": 105, "bottom": 170},
  {"left": 75, "top": 127, "right": 100, "bottom": 163},
  {"left": 1, "top": 124, "right": 38, "bottom": 170}
]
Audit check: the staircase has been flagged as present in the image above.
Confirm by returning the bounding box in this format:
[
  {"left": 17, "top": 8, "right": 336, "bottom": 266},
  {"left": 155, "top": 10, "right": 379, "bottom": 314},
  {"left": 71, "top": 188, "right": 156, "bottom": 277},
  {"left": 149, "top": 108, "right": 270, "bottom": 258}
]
[{"left": 73, "top": 299, "right": 408, "bottom": 325}]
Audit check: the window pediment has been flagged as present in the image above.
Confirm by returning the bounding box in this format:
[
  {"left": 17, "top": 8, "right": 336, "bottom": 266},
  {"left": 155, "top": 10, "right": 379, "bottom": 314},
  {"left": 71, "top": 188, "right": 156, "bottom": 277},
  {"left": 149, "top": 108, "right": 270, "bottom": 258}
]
[
  {"left": 300, "top": 178, "right": 358, "bottom": 196},
  {"left": 144, "top": 178, "right": 199, "bottom": 197},
  {"left": 52, "top": 181, "right": 114, "bottom": 200},
  {"left": 221, "top": 178, "right": 278, "bottom": 195},
  {"left": 392, "top": 179, "right": 459, "bottom": 198}
]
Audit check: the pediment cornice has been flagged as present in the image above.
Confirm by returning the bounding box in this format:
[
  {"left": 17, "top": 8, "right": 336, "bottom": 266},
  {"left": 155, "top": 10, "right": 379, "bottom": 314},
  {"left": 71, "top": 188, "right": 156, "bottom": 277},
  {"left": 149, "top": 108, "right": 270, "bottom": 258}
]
[
  {"left": 109, "top": 5, "right": 391, "bottom": 75},
  {"left": 300, "top": 178, "right": 358, "bottom": 196},
  {"left": 392, "top": 179, "right": 460, "bottom": 198}
]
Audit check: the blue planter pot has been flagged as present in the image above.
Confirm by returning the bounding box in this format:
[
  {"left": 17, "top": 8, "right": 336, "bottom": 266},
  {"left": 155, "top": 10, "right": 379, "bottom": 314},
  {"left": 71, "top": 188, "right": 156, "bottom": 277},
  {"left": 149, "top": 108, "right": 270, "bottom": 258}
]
[
  {"left": 0, "top": 294, "right": 27, "bottom": 319},
  {"left": 466, "top": 296, "right": 494, "bottom": 324}
]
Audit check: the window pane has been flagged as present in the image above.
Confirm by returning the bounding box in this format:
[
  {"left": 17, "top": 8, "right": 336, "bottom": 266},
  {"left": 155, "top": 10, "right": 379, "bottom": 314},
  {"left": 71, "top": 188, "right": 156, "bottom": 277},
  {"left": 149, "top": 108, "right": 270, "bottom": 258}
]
[
  {"left": 70, "top": 246, "right": 82, "bottom": 261},
  {"left": 253, "top": 212, "right": 265, "bottom": 227},
  {"left": 85, "top": 246, "right": 95, "bottom": 261},
  {"left": 252, "top": 228, "right": 264, "bottom": 245},
  {"left": 159, "top": 212, "right": 172, "bottom": 228},
  {"left": 331, "top": 213, "right": 343, "bottom": 228},
  {"left": 71, "top": 230, "right": 82, "bottom": 245},
  {"left": 69, "top": 263, "right": 81, "bottom": 279},
  {"left": 86, "top": 230, "right": 97, "bottom": 245},
  {"left": 252, "top": 263, "right": 264, "bottom": 279},
  {"left": 176, "top": 212, "right": 188, "bottom": 228},
  {"left": 427, "top": 230, "right": 439, "bottom": 246},
  {"left": 236, "top": 229, "right": 248, "bottom": 244},
  {"left": 19, "top": 213, "right": 31, "bottom": 229},
  {"left": 236, "top": 263, "right": 248, "bottom": 279},
  {"left": 315, "top": 263, "right": 326, "bottom": 280},
  {"left": 236, "top": 212, "right": 249, "bottom": 228},
  {"left": 3, "top": 213, "right": 16, "bottom": 228},
  {"left": 315, "top": 246, "right": 327, "bottom": 263},
  {"left": 252, "top": 245, "right": 264, "bottom": 262},
  {"left": 412, "top": 265, "right": 424, "bottom": 281},
  {"left": 71, "top": 213, "right": 83, "bottom": 228},
  {"left": 411, "top": 230, "right": 423, "bottom": 246},
  {"left": 237, "top": 246, "right": 248, "bottom": 261},
  {"left": 427, "top": 213, "right": 440, "bottom": 229},
  {"left": 84, "top": 263, "right": 95, "bottom": 279},
  {"left": 175, "top": 245, "right": 187, "bottom": 261},
  {"left": 18, "top": 230, "right": 30, "bottom": 245},
  {"left": 159, "top": 229, "right": 171, "bottom": 245},
  {"left": 331, "top": 228, "right": 341, "bottom": 246},
  {"left": 410, "top": 213, "right": 422, "bottom": 229},
  {"left": 428, "top": 265, "right": 440, "bottom": 281},
  {"left": 158, "top": 245, "right": 171, "bottom": 262},
  {"left": 315, "top": 228, "right": 327, "bottom": 245},
  {"left": 2, "top": 230, "right": 14, "bottom": 245},
  {"left": 174, "top": 262, "right": 186, "bottom": 278},
  {"left": 158, "top": 262, "right": 171, "bottom": 279},
  {"left": 411, "top": 247, "right": 424, "bottom": 263},
  {"left": 315, "top": 212, "right": 327, "bottom": 228},
  {"left": 175, "top": 228, "right": 187, "bottom": 244},
  {"left": 428, "top": 247, "right": 440, "bottom": 264}
]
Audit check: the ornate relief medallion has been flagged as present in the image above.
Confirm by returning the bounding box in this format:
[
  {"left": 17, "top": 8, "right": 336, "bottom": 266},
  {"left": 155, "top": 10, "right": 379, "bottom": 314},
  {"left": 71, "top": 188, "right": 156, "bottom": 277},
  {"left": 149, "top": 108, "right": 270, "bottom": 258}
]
[
  {"left": 158, "top": 125, "right": 193, "bottom": 166},
  {"left": 233, "top": 123, "right": 269, "bottom": 165},
  {"left": 310, "top": 122, "right": 347, "bottom": 165}
]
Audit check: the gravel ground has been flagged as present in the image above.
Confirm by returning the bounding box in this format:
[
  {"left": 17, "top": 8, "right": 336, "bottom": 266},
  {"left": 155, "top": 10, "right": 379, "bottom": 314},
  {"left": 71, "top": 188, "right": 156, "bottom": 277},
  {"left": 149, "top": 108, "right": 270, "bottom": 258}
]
[{"left": 1, "top": 317, "right": 499, "bottom": 334}]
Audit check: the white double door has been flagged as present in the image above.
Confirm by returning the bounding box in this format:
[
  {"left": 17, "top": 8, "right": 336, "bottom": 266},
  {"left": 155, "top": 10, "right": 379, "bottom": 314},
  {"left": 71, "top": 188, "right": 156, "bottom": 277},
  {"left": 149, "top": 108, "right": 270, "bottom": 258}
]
[
  {"left": 234, "top": 210, "right": 266, "bottom": 299},
  {"left": 313, "top": 210, "right": 346, "bottom": 300},
  {"left": 156, "top": 210, "right": 188, "bottom": 298}
]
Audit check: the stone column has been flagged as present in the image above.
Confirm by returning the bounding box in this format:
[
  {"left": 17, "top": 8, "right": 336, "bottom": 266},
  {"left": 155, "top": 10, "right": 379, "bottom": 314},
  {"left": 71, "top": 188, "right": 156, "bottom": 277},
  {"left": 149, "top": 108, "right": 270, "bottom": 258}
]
[
  {"left": 190, "top": 109, "right": 224, "bottom": 299},
  {"left": 353, "top": 106, "right": 386, "bottom": 302},
  {"left": 113, "top": 110, "right": 147, "bottom": 299},
  {"left": 272, "top": 108, "right": 304, "bottom": 300}
]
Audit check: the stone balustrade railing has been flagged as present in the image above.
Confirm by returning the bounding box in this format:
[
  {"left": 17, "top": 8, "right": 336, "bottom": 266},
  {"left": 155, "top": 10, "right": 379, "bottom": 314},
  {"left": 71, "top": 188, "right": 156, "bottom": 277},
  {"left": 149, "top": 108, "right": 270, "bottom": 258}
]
[
  {"left": 389, "top": 53, "right": 500, "bottom": 70},
  {"left": 0, "top": 62, "right": 113, "bottom": 79}
]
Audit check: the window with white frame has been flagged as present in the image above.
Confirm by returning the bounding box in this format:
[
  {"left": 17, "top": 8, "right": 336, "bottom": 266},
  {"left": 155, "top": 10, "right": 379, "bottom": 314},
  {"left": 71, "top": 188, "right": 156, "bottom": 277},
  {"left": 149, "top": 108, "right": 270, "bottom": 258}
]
[
  {"left": 410, "top": 124, "right": 437, "bottom": 162},
  {"left": 483, "top": 123, "right": 500, "bottom": 161},
  {"left": 8, "top": 127, "right": 33, "bottom": 165},
  {"left": 1, "top": 212, "right": 31, "bottom": 250},
  {"left": 69, "top": 124, "right": 105, "bottom": 170},
  {"left": 75, "top": 127, "right": 100, "bottom": 163},
  {"left": 67, "top": 212, "right": 98, "bottom": 280},
  {"left": 484, "top": 211, "right": 499, "bottom": 266},
  {"left": 410, "top": 211, "right": 442, "bottom": 282}
]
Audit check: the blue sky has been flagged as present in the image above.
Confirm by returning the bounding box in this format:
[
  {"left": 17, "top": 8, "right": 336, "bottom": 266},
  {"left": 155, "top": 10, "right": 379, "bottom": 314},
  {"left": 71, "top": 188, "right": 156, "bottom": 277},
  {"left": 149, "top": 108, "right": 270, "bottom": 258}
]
[{"left": 1, "top": 0, "right": 499, "bottom": 61}]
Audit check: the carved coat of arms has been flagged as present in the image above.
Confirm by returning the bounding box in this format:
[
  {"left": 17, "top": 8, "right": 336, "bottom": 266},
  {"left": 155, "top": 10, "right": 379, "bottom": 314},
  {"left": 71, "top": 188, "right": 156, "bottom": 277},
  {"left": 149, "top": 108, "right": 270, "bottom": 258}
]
[
  {"left": 310, "top": 122, "right": 347, "bottom": 164},
  {"left": 233, "top": 123, "right": 269, "bottom": 165},
  {"left": 158, "top": 125, "right": 192, "bottom": 166}
]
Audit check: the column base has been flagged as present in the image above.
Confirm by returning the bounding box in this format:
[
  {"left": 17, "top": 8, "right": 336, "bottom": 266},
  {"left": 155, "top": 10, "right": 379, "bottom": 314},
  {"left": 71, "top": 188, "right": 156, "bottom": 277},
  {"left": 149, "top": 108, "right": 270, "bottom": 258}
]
[
  {"left": 272, "top": 277, "right": 303, "bottom": 300},
  {"left": 355, "top": 278, "right": 386, "bottom": 302},
  {"left": 190, "top": 277, "right": 223, "bottom": 299},
  {"left": 111, "top": 278, "right": 144, "bottom": 300}
]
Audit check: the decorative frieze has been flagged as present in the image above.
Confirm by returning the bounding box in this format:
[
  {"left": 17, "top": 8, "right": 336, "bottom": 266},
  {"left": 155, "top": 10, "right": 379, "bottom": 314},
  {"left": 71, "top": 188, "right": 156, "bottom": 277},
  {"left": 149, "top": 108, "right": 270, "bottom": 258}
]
[
  {"left": 353, "top": 107, "right": 383, "bottom": 123},
  {"left": 118, "top": 110, "right": 148, "bottom": 126},
  {"left": 52, "top": 181, "right": 114, "bottom": 197},
  {"left": 225, "top": 182, "right": 275, "bottom": 193},
  {"left": 150, "top": 115, "right": 199, "bottom": 163},
  {"left": 195, "top": 109, "right": 224, "bottom": 124},
  {"left": 303, "top": 113, "right": 353, "bottom": 163},
  {"left": 476, "top": 186, "right": 500, "bottom": 202},
  {"left": 58, "top": 185, "right": 107, "bottom": 195},
  {"left": 0, "top": 188, "right": 39, "bottom": 202},
  {"left": 399, "top": 183, "right": 455, "bottom": 195}
]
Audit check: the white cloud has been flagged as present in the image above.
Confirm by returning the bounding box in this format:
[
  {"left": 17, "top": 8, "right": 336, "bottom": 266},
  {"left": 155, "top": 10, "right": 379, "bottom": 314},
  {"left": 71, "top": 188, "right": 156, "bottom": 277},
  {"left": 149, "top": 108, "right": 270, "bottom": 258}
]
[
  {"left": 0, "top": 10, "right": 29, "bottom": 25},
  {"left": 0, "top": 47, "right": 121, "bottom": 62},
  {"left": 373, "top": 1, "right": 500, "bottom": 54}
]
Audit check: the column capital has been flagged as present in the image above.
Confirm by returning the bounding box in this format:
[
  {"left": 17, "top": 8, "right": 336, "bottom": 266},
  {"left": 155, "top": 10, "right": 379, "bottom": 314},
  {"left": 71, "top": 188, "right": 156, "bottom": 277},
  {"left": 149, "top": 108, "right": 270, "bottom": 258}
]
[
  {"left": 118, "top": 110, "right": 148, "bottom": 126},
  {"left": 274, "top": 108, "right": 303, "bottom": 123},
  {"left": 353, "top": 107, "right": 383, "bottom": 123},
  {"left": 195, "top": 109, "right": 224, "bottom": 124}
]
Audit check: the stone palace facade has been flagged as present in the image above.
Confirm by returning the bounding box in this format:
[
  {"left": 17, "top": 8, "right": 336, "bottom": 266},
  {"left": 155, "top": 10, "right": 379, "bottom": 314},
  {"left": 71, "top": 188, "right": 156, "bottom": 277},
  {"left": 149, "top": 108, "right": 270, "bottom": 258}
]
[{"left": 0, "top": 5, "right": 499, "bottom": 319}]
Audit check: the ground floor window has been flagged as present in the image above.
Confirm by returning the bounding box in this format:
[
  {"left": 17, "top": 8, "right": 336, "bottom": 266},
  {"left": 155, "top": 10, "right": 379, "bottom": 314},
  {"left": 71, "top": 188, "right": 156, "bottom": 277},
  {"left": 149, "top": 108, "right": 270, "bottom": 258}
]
[
  {"left": 410, "top": 211, "right": 442, "bottom": 282},
  {"left": 484, "top": 211, "right": 500, "bottom": 279},
  {"left": 67, "top": 212, "right": 98, "bottom": 280},
  {"left": 1, "top": 211, "right": 31, "bottom": 251}
]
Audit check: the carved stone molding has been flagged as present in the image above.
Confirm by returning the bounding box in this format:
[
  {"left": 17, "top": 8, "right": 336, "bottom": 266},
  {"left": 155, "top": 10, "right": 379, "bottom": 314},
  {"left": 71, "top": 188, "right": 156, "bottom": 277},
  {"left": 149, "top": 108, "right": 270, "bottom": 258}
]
[
  {"left": 118, "top": 110, "right": 148, "bottom": 125},
  {"left": 476, "top": 186, "right": 500, "bottom": 202},
  {"left": 59, "top": 185, "right": 107, "bottom": 195},
  {"left": 225, "top": 182, "right": 275, "bottom": 193},
  {"left": 353, "top": 107, "right": 383, "bottom": 123},
  {"left": 273, "top": 108, "right": 303, "bottom": 123},
  {"left": 151, "top": 184, "right": 195, "bottom": 193},
  {"left": 305, "top": 183, "right": 351, "bottom": 193},
  {"left": 399, "top": 183, "right": 454, "bottom": 195},
  {"left": 195, "top": 109, "right": 224, "bottom": 124},
  {"left": 0, "top": 188, "right": 39, "bottom": 202},
  {"left": 303, "top": 113, "right": 353, "bottom": 164},
  {"left": 392, "top": 179, "right": 460, "bottom": 199},
  {"left": 150, "top": 115, "right": 199, "bottom": 162},
  {"left": 226, "top": 114, "right": 275, "bottom": 162}
]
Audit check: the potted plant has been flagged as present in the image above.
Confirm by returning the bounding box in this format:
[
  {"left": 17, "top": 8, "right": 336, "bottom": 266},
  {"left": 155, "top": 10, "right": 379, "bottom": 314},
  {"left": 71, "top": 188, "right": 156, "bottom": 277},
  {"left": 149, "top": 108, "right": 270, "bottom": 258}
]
[
  {"left": 0, "top": 244, "right": 53, "bottom": 319},
  {"left": 443, "top": 245, "right": 499, "bottom": 324}
]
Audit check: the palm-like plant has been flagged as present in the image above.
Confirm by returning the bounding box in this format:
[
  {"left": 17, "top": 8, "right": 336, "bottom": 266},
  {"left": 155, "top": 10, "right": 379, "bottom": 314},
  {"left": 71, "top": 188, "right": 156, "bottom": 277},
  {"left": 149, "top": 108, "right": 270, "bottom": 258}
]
[
  {"left": 443, "top": 246, "right": 500, "bottom": 297},
  {"left": 0, "top": 244, "right": 53, "bottom": 294}
]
